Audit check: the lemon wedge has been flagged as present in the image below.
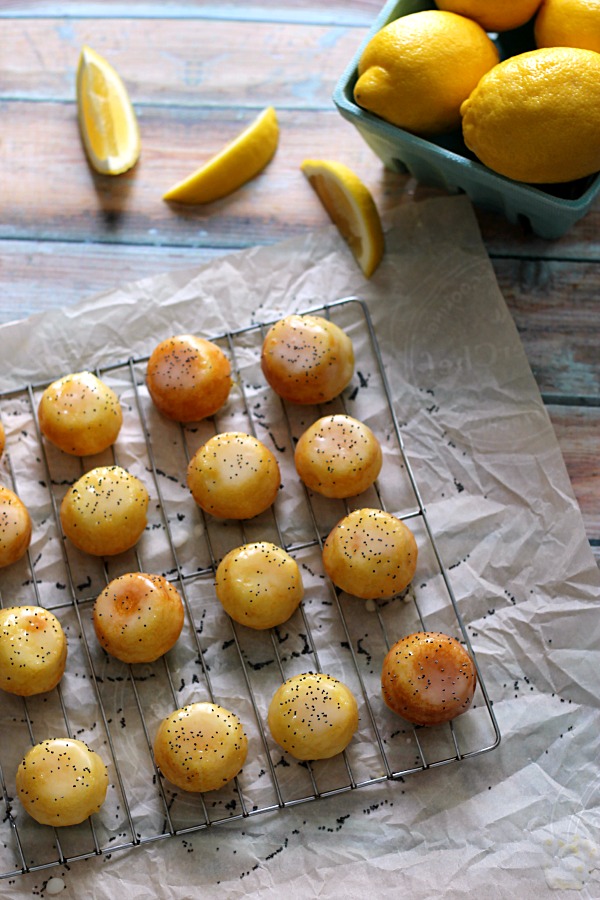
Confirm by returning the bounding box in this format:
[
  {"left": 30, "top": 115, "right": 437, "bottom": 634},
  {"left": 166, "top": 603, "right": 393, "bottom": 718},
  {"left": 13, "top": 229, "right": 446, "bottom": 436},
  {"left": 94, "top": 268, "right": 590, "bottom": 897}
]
[
  {"left": 76, "top": 45, "right": 141, "bottom": 175},
  {"left": 300, "top": 159, "right": 384, "bottom": 278},
  {"left": 163, "top": 106, "right": 279, "bottom": 204}
]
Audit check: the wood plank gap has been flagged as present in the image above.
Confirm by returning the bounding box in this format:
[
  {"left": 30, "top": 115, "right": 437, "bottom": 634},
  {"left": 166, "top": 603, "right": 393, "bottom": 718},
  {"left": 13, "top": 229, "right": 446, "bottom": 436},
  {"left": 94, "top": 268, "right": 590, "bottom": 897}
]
[
  {"left": 0, "top": 8, "right": 373, "bottom": 27},
  {"left": 0, "top": 231, "right": 259, "bottom": 251},
  {"left": 489, "top": 251, "right": 600, "bottom": 265},
  {"left": 0, "top": 96, "right": 336, "bottom": 112},
  {"left": 542, "top": 393, "right": 600, "bottom": 408}
]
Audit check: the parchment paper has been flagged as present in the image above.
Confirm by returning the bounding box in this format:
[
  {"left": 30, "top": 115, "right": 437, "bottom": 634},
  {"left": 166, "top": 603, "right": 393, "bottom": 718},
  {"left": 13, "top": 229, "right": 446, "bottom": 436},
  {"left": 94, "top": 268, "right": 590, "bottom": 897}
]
[{"left": 1, "top": 195, "right": 599, "bottom": 900}]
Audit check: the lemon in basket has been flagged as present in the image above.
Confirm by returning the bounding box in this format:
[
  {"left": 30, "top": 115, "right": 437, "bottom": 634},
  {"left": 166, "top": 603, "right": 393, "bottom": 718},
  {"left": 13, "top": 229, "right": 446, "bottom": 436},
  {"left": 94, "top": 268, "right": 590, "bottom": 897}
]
[
  {"left": 76, "top": 45, "right": 140, "bottom": 175},
  {"left": 460, "top": 46, "right": 600, "bottom": 183},
  {"left": 353, "top": 10, "right": 499, "bottom": 136},
  {"left": 300, "top": 159, "right": 384, "bottom": 278},
  {"left": 435, "top": 0, "right": 543, "bottom": 32},
  {"left": 535, "top": 0, "right": 600, "bottom": 53},
  {"left": 163, "top": 106, "right": 279, "bottom": 204}
]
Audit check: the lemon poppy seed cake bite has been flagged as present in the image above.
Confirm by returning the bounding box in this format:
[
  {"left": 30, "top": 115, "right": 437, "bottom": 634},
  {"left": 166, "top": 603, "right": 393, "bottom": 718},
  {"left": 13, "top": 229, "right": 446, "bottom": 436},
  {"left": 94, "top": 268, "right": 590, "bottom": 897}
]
[
  {"left": 267, "top": 672, "right": 359, "bottom": 760},
  {"left": 381, "top": 632, "right": 477, "bottom": 726},
  {"left": 0, "top": 485, "right": 32, "bottom": 568},
  {"left": 60, "top": 465, "right": 149, "bottom": 556},
  {"left": 294, "top": 414, "right": 382, "bottom": 498},
  {"left": 187, "top": 431, "right": 280, "bottom": 519},
  {"left": 215, "top": 541, "right": 304, "bottom": 630},
  {"left": 0, "top": 606, "right": 67, "bottom": 696},
  {"left": 16, "top": 738, "right": 109, "bottom": 827},
  {"left": 260, "top": 314, "right": 354, "bottom": 405},
  {"left": 322, "top": 507, "right": 417, "bottom": 600},
  {"left": 38, "top": 370, "right": 123, "bottom": 456},
  {"left": 93, "top": 572, "right": 185, "bottom": 663},
  {"left": 145, "top": 334, "right": 232, "bottom": 423},
  {"left": 153, "top": 702, "right": 248, "bottom": 793}
]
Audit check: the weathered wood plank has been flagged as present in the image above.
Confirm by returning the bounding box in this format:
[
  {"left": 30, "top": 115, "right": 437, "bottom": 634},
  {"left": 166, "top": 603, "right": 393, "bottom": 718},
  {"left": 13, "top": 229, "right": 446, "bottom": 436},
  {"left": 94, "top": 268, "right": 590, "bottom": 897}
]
[
  {"left": 3, "top": 93, "right": 600, "bottom": 270},
  {"left": 475, "top": 206, "right": 600, "bottom": 260},
  {"left": 0, "top": 1, "right": 383, "bottom": 25},
  {"left": 547, "top": 404, "right": 600, "bottom": 564},
  {"left": 0, "top": 103, "right": 407, "bottom": 243},
  {"left": 0, "top": 240, "right": 226, "bottom": 325},
  {"left": 410, "top": 182, "right": 600, "bottom": 261},
  {"left": 492, "top": 258, "right": 600, "bottom": 401},
  {"left": 3, "top": 13, "right": 600, "bottom": 258},
  {"left": 0, "top": 18, "right": 369, "bottom": 106}
]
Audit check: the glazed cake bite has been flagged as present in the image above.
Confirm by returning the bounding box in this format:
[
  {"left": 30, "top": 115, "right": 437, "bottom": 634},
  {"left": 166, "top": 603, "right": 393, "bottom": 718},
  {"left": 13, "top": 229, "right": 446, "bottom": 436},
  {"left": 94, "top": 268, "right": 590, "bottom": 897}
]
[
  {"left": 322, "top": 507, "right": 418, "bottom": 600},
  {"left": 38, "top": 370, "right": 123, "bottom": 456},
  {"left": 60, "top": 465, "right": 149, "bottom": 556},
  {"left": 260, "top": 313, "right": 354, "bottom": 405},
  {"left": 187, "top": 431, "right": 280, "bottom": 519},
  {"left": 294, "top": 414, "right": 382, "bottom": 498},
  {"left": 16, "top": 738, "right": 109, "bottom": 826},
  {"left": 215, "top": 541, "right": 304, "bottom": 629},
  {"left": 381, "top": 631, "right": 477, "bottom": 726},
  {"left": 0, "top": 605, "right": 67, "bottom": 696},
  {"left": 146, "top": 334, "right": 232, "bottom": 422},
  {"left": 0, "top": 485, "right": 32, "bottom": 568},
  {"left": 267, "top": 672, "right": 359, "bottom": 760},
  {"left": 153, "top": 702, "right": 248, "bottom": 792},
  {"left": 93, "top": 572, "right": 185, "bottom": 663}
]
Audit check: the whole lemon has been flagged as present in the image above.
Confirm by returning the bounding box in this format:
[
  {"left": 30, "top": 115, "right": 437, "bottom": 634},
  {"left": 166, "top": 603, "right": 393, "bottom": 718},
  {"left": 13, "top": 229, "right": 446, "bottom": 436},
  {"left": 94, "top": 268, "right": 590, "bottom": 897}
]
[
  {"left": 354, "top": 10, "right": 499, "bottom": 136},
  {"left": 461, "top": 47, "right": 600, "bottom": 183},
  {"left": 435, "top": 0, "right": 544, "bottom": 32},
  {"left": 535, "top": 0, "right": 600, "bottom": 53}
]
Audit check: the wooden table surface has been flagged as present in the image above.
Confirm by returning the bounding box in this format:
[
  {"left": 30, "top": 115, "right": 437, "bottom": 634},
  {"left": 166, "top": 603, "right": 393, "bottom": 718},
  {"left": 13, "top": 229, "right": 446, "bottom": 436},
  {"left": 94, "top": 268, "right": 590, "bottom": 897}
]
[{"left": 1, "top": 0, "right": 598, "bottom": 568}]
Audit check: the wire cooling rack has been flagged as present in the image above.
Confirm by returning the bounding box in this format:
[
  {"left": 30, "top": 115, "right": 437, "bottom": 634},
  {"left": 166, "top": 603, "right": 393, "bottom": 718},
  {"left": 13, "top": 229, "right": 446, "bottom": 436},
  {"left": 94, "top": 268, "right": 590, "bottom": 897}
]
[{"left": 0, "top": 297, "right": 500, "bottom": 879}]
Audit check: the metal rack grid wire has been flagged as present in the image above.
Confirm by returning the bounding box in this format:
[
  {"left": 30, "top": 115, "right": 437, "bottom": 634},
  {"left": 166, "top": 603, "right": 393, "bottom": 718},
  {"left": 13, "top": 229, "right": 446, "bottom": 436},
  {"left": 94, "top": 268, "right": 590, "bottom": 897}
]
[{"left": 0, "top": 296, "right": 500, "bottom": 879}]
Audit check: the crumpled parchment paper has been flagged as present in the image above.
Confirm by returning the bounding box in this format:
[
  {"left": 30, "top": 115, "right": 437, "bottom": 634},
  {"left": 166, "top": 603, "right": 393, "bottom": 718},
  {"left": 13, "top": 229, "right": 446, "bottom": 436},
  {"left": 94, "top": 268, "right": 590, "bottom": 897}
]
[{"left": 0, "top": 195, "right": 598, "bottom": 900}]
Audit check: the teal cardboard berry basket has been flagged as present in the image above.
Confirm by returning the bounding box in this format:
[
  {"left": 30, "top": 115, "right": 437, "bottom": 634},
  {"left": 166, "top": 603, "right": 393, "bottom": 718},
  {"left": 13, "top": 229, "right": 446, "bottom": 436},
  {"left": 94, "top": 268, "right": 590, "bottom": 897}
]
[{"left": 333, "top": 0, "right": 600, "bottom": 238}]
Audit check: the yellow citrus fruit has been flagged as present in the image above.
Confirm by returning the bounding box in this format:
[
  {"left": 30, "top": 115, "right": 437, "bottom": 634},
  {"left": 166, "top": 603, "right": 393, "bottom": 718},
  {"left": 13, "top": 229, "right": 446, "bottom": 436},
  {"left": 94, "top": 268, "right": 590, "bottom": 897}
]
[
  {"left": 435, "top": 0, "right": 543, "bottom": 32},
  {"left": 461, "top": 46, "right": 600, "bottom": 183},
  {"left": 535, "top": 0, "right": 600, "bottom": 53},
  {"left": 163, "top": 106, "right": 278, "bottom": 204},
  {"left": 300, "top": 159, "right": 384, "bottom": 278},
  {"left": 76, "top": 45, "right": 140, "bottom": 175},
  {"left": 354, "top": 11, "right": 499, "bottom": 136}
]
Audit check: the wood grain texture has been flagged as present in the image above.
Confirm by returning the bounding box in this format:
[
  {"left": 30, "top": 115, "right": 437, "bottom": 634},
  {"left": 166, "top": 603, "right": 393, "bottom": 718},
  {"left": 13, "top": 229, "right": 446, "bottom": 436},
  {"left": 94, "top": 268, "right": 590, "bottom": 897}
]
[
  {"left": 0, "top": 104, "right": 404, "bottom": 245},
  {"left": 0, "top": 18, "right": 369, "bottom": 105},
  {"left": 0, "top": 240, "right": 226, "bottom": 323},
  {"left": 491, "top": 258, "right": 600, "bottom": 400},
  {"left": 548, "top": 405, "right": 600, "bottom": 552},
  {"left": 0, "top": 3, "right": 597, "bottom": 564},
  {"left": 2, "top": 12, "right": 600, "bottom": 262},
  {"left": 0, "top": 1, "right": 384, "bottom": 20}
]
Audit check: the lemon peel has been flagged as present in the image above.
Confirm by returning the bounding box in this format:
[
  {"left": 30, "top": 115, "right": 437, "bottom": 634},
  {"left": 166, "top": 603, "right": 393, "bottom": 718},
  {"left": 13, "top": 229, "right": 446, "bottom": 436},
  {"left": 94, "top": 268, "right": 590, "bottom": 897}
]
[
  {"left": 300, "top": 159, "right": 384, "bottom": 278},
  {"left": 435, "top": 0, "right": 543, "bottom": 32},
  {"left": 354, "top": 11, "right": 499, "bottom": 136},
  {"left": 535, "top": 0, "right": 600, "bottom": 54},
  {"left": 76, "top": 45, "right": 140, "bottom": 176},
  {"left": 460, "top": 46, "right": 600, "bottom": 183},
  {"left": 163, "top": 106, "right": 279, "bottom": 204}
]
